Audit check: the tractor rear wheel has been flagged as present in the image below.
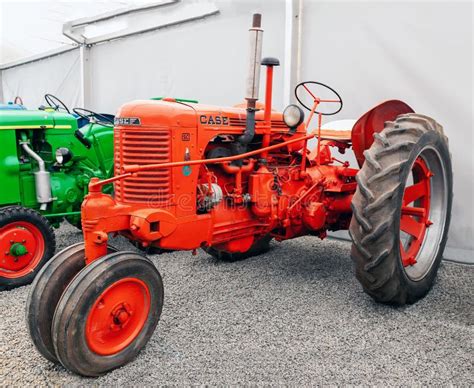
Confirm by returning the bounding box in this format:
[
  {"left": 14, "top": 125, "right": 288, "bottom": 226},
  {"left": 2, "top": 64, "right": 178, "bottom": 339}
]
[
  {"left": 26, "top": 243, "right": 116, "bottom": 363},
  {"left": 350, "top": 113, "right": 452, "bottom": 305},
  {"left": 0, "top": 206, "right": 55, "bottom": 290},
  {"left": 203, "top": 235, "right": 272, "bottom": 262},
  {"left": 51, "top": 251, "right": 164, "bottom": 376}
]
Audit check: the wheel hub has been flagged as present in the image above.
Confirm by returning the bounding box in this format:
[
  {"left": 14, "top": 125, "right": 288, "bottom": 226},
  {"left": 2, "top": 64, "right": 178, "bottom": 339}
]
[
  {"left": 400, "top": 145, "right": 449, "bottom": 281},
  {"left": 10, "top": 242, "right": 28, "bottom": 258},
  {"left": 111, "top": 303, "right": 133, "bottom": 328},
  {"left": 0, "top": 222, "right": 44, "bottom": 276},
  {"left": 86, "top": 278, "right": 151, "bottom": 356},
  {"left": 400, "top": 157, "right": 433, "bottom": 268}
]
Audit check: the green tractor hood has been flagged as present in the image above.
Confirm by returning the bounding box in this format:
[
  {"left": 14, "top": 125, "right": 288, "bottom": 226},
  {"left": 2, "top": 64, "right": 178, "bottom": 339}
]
[{"left": 0, "top": 110, "right": 76, "bottom": 130}]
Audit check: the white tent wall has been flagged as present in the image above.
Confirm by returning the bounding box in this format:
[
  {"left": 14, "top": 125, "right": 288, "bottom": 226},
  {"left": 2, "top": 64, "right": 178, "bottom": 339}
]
[
  {"left": 299, "top": 0, "right": 473, "bottom": 259},
  {"left": 87, "top": 0, "right": 286, "bottom": 112},
  {"left": 0, "top": 0, "right": 472, "bottom": 260},
  {"left": 1, "top": 49, "right": 82, "bottom": 109}
]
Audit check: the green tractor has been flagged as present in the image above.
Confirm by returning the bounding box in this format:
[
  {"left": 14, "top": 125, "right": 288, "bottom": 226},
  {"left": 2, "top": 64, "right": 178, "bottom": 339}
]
[{"left": 0, "top": 94, "right": 114, "bottom": 289}]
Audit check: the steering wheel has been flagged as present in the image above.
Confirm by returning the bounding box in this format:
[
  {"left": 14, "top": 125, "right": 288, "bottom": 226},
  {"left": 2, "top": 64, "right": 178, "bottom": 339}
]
[
  {"left": 295, "top": 81, "right": 343, "bottom": 116},
  {"left": 44, "top": 94, "right": 70, "bottom": 113},
  {"left": 73, "top": 108, "right": 114, "bottom": 127},
  {"left": 14, "top": 96, "right": 23, "bottom": 105}
]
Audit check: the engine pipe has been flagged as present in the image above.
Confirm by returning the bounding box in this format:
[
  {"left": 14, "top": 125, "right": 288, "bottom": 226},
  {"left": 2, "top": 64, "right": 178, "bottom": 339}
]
[
  {"left": 21, "top": 141, "right": 53, "bottom": 210},
  {"left": 221, "top": 159, "right": 256, "bottom": 175},
  {"left": 232, "top": 13, "right": 263, "bottom": 162},
  {"left": 261, "top": 57, "right": 280, "bottom": 158},
  {"left": 287, "top": 179, "right": 322, "bottom": 212},
  {"left": 263, "top": 64, "right": 273, "bottom": 125},
  {"left": 221, "top": 159, "right": 256, "bottom": 198},
  {"left": 89, "top": 133, "right": 316, "bottom": 191},
  {"left": 245, "top": 13, "right": 263, "bottom": 103},
  {"left": 124, "top": 133, "right": 314, "bottom": 173}
]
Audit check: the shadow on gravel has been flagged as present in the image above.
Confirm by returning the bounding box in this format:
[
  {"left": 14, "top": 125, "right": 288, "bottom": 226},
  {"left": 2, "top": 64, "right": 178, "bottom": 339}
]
[{"left": 8, "top": 224, "right": 467, "bottom": 385}]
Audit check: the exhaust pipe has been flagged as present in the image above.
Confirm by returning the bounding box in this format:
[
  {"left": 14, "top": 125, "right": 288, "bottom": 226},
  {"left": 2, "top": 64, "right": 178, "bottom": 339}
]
[
  {"left": 21, "top": 142, "right": 53, "bottom": 210},
  {"left": 232, "top": 13, "right": 263, "bottom": 162},
  {"left": 245, "top": 13, "right": 263, "bottom": 106}
]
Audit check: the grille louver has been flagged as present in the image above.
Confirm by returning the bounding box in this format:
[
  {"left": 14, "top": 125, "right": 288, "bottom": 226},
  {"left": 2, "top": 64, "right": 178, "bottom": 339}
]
[{"left": 114, "top": 128, "right": 172, "bottom": 205}]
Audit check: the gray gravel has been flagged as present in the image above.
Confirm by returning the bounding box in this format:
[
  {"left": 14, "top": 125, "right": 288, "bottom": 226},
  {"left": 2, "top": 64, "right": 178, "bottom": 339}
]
[{"left": 0, "top": 223, "right": 472, "bottom": 385}]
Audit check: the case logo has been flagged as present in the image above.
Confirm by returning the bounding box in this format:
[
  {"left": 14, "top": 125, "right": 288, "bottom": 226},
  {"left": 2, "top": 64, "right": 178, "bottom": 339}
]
[
  {"left": 199, "top": 115, "right": 229, "bottom": 126},
  {"left": 114, "top": 117, "right": 141, "bottom": 126}
]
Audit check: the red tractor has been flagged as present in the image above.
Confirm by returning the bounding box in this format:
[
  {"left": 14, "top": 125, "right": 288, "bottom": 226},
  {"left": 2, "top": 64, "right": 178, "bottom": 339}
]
[{"left": 26, "top": 14, "right": 452, "bottom": 376}]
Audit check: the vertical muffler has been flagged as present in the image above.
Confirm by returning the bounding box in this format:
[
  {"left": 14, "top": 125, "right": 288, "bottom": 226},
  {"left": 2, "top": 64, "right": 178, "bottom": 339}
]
[
  {"left": 233, "top": 13, "right": 264, "bottom": 161},
  {"left": 245, "top": 13, "right": 263, "bottom": 105},
  {"left": 21, "top": 142, "right": 53, "bottom": 210}
]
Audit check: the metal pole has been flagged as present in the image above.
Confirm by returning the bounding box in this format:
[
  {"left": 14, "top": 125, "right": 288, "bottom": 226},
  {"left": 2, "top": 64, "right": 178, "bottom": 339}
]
[
  {"left": 79, "top": 45, "right": 91, "bottom": 108},
  {"left": 283, "top": 0, "right": 294, "bottom": 107},
  {"left": 284, "top": 0, "right": 304, "bottom": 106},
  {"left": 0, "top": 70, "right": 4, "bottom": 102}
]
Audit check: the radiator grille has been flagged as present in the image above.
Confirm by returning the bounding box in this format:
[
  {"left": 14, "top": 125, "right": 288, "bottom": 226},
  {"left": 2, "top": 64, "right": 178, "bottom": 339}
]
[{"left": 114, "top": 128, "right": 172, "bottom": 205}]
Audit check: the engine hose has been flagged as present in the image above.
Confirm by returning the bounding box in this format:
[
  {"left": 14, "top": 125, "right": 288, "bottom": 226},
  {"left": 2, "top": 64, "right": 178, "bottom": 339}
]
[{"left": 231, "top": 107, "right": 256, "bottom": 166}]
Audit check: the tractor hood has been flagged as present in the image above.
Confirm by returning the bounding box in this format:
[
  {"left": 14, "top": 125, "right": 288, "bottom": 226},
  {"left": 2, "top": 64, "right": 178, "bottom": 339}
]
[
  {"left": 115, "top": 99, "right": 197, "bottom": 128},
  {"left": 115, "top": 99, "right": 285, "bottom": 128},
  {"left": 0, "top": 110, "right": 76, "bottom": 130}
]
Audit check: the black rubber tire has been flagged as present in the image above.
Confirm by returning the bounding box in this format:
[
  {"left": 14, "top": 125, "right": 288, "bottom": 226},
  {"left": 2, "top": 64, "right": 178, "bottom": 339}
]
[
  {"left": 52, "top": 251, "right": 164, "bottom": 376},
  {"left": 349, "top": 113, "right": 452, "bottom": 305},
  {"left": 203, "top": 235, "right": 272, "bottom": 262},
  {"left": 0, "top": 206, "right": 56, "bottom": 290},
  {"left": 26, "top": 243, "right": 117, "bottom": 363}
]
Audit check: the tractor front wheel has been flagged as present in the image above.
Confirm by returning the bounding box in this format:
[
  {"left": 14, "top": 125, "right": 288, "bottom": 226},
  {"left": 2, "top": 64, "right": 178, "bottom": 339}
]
[
  {"left": 51, "top": 251, "right": 164, "bottom": 376},
  {"left": 26, "top": 243, "right": 116, "bottom": 363},
  {"left": 350, "top": 113, "right": 452, "bottom": 305},
  {"left": 0, "top": 206, "right": 55, "bottom": 290}
]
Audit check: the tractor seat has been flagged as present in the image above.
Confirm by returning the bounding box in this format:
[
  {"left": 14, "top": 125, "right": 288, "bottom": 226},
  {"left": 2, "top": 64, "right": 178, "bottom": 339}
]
[
  {"left": 306, "top": 119, "right": 356, "bottom": 150},
  {"left": 318, "top": 129, "right": 352, "bottom": 142},
  {"left": 318, "top": 119, "right": 356, "bottom": 142}
]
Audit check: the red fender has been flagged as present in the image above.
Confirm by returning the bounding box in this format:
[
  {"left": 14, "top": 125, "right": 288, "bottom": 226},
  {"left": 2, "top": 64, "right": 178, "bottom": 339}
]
[{"left": 351, "top": 100, "right": 414, "bottom": 167}]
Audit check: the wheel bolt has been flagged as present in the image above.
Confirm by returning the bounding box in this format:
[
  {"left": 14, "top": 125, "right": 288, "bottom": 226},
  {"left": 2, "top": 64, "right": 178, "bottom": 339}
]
[
  {"left": 111, "top": 303, "right": 131, "bottom": 326},
  {"left": 116, "top": 310, "right": 129, "bottom": 324}
]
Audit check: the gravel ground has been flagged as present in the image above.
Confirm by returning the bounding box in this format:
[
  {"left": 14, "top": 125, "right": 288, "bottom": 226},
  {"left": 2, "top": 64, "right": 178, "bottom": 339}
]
[{"left": 0, "top": 223, "right": 472, "bottom": 385}]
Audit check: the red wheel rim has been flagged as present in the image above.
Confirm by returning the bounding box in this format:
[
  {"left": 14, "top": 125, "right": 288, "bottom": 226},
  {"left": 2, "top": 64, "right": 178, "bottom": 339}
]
[
  {"left": 400, "top": 157, "right": 432, "bottom": 267},
  {"left": 0, "top": 221, "right": 45, "bottom": 278},
  {"left": 86, "top": 277, "right": 151, "bottom": 356}
]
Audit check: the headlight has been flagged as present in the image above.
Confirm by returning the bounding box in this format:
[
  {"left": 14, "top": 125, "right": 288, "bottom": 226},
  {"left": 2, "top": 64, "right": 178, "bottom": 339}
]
[
  {"left": 283, "top": 104, "right": 305, "bottom": 128},
  {"left": 55, "top": 147, "right": 73, "bottom": 164}
]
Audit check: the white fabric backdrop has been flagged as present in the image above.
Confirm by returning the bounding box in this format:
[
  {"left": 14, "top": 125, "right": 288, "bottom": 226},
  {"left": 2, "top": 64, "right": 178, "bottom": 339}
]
[
  {"left": 87, "top": 0, "right": 286, "bottom": 112},
  {"left": 299, "top": 0, "right": 473, "bottom": 258},
  {"left": 1, "top": 0, "right": 472, "bottom": 258},
  {"left": 1, "top": 49, "right": 81, "bottom": 109}
]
